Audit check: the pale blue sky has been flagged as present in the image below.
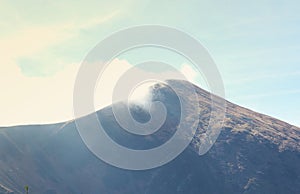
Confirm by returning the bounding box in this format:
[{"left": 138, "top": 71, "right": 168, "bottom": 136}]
[{"left": 0, "top": 0, "right": 299, "bottom": 126}]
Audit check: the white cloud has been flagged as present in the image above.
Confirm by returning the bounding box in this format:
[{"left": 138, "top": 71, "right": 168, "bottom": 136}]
[
  {"left": 0, "top": 9, "right": 121, "bottom": 126},
  {"left": 0, "top": 58, "right": 206, "bottom": 126},
  {"left": 0, "top": 58, "right": 130, "bottom": 126},
  {"left": 179, "top": 63, "right": 209, "bottom": 91},
  {"left": 180, "top": 63, "right": 198, "bottom": 83},
  {"left": 94, "top": 61, "right": 202, "bottom": 111},
  {"left": 0, "top": 61, "right": 78, "bottom": 126},
  {"left": 0, "top": 55, "right": 142, "bottom": 125}
]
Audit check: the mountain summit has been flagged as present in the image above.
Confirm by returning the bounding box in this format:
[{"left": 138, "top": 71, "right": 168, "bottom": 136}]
[{"left": 0, "top": 80, "right": 299, "bottom": 194}]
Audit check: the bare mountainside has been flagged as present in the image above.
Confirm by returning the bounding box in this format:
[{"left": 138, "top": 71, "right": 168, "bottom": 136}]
[{"left": 0, "top": 80, "right": 299, "bottom": 194}]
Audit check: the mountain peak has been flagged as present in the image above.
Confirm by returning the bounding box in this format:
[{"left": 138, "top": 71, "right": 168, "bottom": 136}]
[{"left": 150, "top": 79, "right": 300, "bottom": 152}]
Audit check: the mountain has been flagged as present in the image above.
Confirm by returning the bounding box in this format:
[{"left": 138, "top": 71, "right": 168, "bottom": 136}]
[{"left": 0, "top": 80, "right": 299, "bottom": 194}]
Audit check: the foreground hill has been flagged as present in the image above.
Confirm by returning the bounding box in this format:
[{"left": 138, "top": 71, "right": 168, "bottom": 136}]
[{"left": 0, "top": 80, "right": 299, "bottom": 194}]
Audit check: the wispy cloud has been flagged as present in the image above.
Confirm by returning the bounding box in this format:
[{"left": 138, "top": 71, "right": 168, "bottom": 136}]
[{"left": 0, "top": 9, "right": 120, "bottom": 75}]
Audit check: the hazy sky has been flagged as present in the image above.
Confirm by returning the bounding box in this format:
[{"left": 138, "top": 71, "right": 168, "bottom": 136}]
[{"left": 0, "top": 0, "right": 299, "bottom": 126}]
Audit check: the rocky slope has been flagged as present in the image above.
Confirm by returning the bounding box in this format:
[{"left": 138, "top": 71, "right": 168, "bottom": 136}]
[{"left": 0, "top": 80, "right": 299, "bottom": 194}]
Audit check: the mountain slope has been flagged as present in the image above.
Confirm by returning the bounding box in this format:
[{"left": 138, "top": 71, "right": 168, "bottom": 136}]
[{"left": 0, "top": 80, "right": 299, "bottom": 194}]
